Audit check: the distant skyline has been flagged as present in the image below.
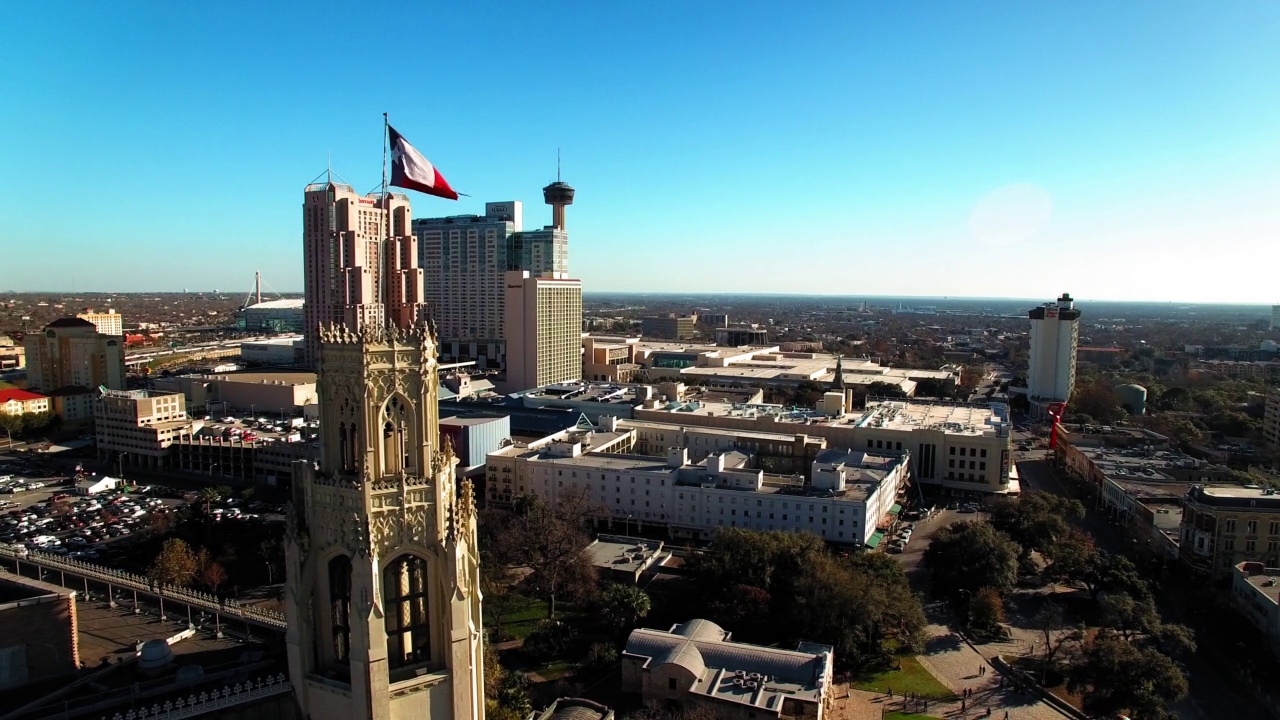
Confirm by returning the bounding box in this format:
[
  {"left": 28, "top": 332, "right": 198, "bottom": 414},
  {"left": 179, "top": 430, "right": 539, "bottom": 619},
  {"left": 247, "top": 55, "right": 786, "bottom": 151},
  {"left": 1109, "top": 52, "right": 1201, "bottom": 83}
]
[{"left": 1, "top": 3, "right": 1277, "bottom": 302}]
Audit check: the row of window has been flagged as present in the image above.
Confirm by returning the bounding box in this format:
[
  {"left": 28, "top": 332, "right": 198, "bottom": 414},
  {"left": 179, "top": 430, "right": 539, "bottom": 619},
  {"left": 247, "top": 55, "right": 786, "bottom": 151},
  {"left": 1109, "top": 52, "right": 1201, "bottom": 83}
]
[{"left": 1221, "top": 519, "right": 1280, "bottom": 535}]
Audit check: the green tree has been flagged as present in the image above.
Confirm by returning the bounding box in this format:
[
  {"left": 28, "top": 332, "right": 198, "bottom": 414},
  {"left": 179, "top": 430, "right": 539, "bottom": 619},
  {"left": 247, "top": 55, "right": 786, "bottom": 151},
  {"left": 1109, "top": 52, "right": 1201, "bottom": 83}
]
[
  {"left": 989, "top": 491, "right": 1084, "bottom": 560},
  {"left": 197, "top": 487, "right": 222, "bottom": 515},
  {"left": 149, "top": 538, "right": 199, "bottom": 588},
  {"left": 1050, "top": 539, "right": 1149, "bottom": 604},
  {"left": 1068, "top": 632, "right": 1188, "bottom": 720},
  {"left": 923, "top": 521, "right": 1020, "bottom": 598},
  {"left": 597, "top": 583, "right": 651, "bottom": 631},
  {"left": 1070, "top": 382, "right": 1126, "bottom": 423},
  {"left": 1100, "top": 592, "right": 1160, "bottom": 641},
  {"left": 688, "top": 529, "right": 924, "bottom": 669}
]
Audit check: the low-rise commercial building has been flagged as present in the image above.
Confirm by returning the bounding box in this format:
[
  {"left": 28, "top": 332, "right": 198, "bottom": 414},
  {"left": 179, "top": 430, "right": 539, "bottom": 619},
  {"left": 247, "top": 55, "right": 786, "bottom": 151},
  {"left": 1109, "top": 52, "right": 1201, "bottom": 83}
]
[
  {"left": 1231, "top": 561, "right": 1280, "bottom": 660},
  {"left": 582, "top": 337, "right": 641, "bottom": 383},
  {"left": 240, "top": 336, "right": 304, "bottom": 366},
  {"left": 439, "top": 415, "right": 511, "bottom": 473},
  {"left": 619, "top": 418, "right": 825, "bottom": 478},
  {"left": 641, "top": 314, "right": 698, "bottom": 340},
  {"left": 634, "top": 398, "right": 1012, "bottom": 495},
  {"left": 623, "top": 619, "right": 833, "bottom": 720},
  {"left": 714, "top": 324, "right": 769, "bottom": 347},
  {"left": 94, "top": 389, "right": 200, "bottom": 470},
  {"left": 171, "top": 435, "right": 309, "bottom": 487},
  {"left": 0, "top": 340, "right": 24, "bottom": 371},
  {"left": 151, "top": 370, "right": 317, "bottom": 415},
  {"left": 1056, "top": 438, "right": 1231, "bottom": 558},
  {"left": 0, "top": 388, "right": 51, "bottom": 418},
  {"left": 516, "top": 382, "right": 649, "bottom": 422},
  {"left": 1180, "top": 486, "right": 1280, "bottom": 578},
  {"left": 581, "top": 337, "right": 959, "bottom": 397},
  {"left": 586, "top": 536, "right": 667, "bottom": 584}
]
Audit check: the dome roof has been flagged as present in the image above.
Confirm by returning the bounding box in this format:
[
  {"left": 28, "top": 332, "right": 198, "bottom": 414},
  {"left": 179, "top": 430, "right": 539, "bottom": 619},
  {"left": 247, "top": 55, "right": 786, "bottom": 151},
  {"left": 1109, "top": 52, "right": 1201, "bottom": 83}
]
[
  {"left": 674, "top": 618, "right": 727, "bottom": 642},
  {"left": 138, "top": 640, "right": 173, "bottom": 670},
  {"left": 655, "top": 641, "right": 706, "bottom": 679}
]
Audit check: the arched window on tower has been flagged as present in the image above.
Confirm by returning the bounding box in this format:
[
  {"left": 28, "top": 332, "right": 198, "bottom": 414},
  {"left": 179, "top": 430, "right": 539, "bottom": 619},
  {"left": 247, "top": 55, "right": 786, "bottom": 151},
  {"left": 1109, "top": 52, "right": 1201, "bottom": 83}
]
[
  {"left": 328, "top": 555, "right": 352, "bottom": 676},
  {"left": 383, "top": 554, "right": 430, "bottom": 670},
  {"left": 381, "top": 396, "right": 413, "bottom": 475},
  {"left": 338, "top": 423, "right": 350, "bottom": 472}
]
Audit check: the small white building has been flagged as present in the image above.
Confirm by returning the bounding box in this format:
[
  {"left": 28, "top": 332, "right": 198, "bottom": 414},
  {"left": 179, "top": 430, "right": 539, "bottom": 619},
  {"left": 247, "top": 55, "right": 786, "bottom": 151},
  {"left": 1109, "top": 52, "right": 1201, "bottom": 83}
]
[{"left": 77, "top": 475, "right": 123, "bottom": 495}]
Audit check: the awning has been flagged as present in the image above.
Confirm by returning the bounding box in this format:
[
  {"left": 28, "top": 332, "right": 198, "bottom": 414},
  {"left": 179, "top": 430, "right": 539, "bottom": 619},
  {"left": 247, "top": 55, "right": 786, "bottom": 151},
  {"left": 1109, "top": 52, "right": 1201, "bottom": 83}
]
[
  {"left": 889, "top": 503, "right": 903, "bottom": 515},
  {"left": 866, "top": 531, "right": 886, "bottom": 549}
]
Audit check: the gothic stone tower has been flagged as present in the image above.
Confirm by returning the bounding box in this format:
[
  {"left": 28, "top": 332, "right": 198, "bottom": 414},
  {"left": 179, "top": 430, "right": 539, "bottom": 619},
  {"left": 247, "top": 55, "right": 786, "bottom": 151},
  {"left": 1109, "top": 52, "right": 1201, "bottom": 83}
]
[{"left": 284, "top": 315, "right": 484, "bottom": 715}]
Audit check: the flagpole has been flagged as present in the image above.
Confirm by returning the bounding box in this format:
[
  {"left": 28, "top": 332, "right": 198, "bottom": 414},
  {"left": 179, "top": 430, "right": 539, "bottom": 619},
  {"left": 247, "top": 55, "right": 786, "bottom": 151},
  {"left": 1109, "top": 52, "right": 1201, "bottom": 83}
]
[{"left": 382, "top": 112, "right": 391, "bottom": 323}]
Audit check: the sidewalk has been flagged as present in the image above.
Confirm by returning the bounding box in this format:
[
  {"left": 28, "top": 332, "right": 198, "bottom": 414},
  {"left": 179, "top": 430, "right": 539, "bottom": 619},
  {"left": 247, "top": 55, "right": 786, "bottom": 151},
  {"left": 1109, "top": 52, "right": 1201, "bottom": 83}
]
[{"left": 912, "top": 622, "right": 1065, "bottom": 720}]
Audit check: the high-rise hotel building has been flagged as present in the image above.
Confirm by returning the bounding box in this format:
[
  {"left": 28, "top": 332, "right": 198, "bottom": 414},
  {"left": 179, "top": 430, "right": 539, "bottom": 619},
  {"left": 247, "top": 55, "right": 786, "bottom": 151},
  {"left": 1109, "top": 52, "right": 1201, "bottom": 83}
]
[
  {"left": 1027, "top": 293, "right": 1081, "bottom": 414},
  {"left": 301, "top": 182, "right": 426, "bottom": 368},
  {"left": 503, "top": 270, "right": 583, "bottom": 392},
  {"left": 412, "top": 181, "right": 573, "bottom": 373}
]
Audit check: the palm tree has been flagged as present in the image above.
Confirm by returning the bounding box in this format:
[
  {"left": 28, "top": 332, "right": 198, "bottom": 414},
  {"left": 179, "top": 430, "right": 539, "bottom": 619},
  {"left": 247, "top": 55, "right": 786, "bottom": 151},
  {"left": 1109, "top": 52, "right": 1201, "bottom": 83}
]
[{"left": 198, "top": 487, "right": 221, "bottom": 515}]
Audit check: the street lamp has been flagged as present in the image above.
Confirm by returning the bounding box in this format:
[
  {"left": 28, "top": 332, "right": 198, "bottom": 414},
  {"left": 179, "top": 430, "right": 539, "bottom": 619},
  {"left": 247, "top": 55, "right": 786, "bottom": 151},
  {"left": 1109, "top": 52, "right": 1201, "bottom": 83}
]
[{"left": 625, "top": 514, "right": 633, "bottom": 537}]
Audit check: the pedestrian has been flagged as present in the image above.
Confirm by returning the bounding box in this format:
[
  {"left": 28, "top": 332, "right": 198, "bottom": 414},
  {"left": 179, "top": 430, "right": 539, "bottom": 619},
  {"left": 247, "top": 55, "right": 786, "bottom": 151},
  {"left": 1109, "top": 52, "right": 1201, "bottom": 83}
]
[
  {"left": 887, "top": 686, "right": 893, "bottom": 698},
  {"left": 923, "top": 700, "right": 928, "bottom": 712},
  {"left": 961, "top": 699, "right": 966, "bottom": 712},
  {"left": 1004, "top": 712, "right": 1010, "bottom": 720}
]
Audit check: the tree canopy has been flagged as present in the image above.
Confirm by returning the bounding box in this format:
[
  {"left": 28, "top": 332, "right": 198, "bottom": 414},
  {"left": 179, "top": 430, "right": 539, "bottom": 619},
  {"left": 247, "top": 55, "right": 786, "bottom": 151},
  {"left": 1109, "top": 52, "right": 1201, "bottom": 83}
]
[
  {"left": 923, "top": 521, "right": 1020, "bottom": 598},
  {"left": 1068, "top": 632, "right": 1188, "bottom": 720},
  {"left": 686, "top": 528, "right": 925, "bottom": 670},
  {"left": 988, "top": 491, "right": 1084, "bottom": 560}
]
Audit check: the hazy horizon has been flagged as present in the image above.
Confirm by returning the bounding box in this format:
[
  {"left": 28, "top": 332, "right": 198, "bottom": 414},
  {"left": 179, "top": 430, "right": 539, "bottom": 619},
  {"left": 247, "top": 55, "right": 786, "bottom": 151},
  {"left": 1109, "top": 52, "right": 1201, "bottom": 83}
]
[
  {"left": 1, "top": 288, "right": 1274, "bottom": 311},
  {"left": 2, "top": 4, "right": 1277, "bottom": 301}
]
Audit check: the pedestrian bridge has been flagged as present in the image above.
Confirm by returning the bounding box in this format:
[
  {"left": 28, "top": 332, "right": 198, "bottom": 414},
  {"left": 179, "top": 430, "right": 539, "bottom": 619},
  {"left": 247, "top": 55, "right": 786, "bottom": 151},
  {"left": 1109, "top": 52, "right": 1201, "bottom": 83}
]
[{"left": 0, "top": 546, "right": 286, "bottom": 633}]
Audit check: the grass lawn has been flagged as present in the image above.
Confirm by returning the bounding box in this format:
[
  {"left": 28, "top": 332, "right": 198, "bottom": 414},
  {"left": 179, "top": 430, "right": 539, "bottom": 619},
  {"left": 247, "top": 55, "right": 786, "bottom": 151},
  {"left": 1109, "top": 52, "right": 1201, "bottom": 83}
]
[
  {"left": 501, "top": 595, "right": 550, "bottom": 640},
  {"left": 533, "top": 658, "right": 577, "bottom": 681},
  {"left": 853, "top": 656, "right": 955, "bottom": 700},
  {"left": 886, "top": 713, "right": 942, "bottom": 720}
]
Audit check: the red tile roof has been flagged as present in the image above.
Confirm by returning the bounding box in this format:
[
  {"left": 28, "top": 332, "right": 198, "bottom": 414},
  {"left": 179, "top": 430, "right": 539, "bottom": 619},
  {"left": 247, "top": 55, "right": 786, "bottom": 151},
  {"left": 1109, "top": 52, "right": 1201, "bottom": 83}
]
[{"left": 0, "top": 388, "right": 48, "bottom": 403}]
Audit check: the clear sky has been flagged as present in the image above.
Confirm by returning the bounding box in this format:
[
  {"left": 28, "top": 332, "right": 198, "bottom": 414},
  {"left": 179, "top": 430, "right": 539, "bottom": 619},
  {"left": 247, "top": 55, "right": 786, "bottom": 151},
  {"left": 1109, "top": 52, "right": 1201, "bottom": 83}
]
[{"left": 1, "top": 2, "right": 1277, "bottom": 302}]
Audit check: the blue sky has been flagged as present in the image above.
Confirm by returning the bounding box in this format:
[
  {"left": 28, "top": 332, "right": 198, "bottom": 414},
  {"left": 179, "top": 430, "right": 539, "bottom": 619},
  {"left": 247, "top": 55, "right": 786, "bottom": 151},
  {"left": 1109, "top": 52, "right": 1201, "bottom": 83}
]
[{"left": 1, "top": 2, "right": 1277, "bottom": 302}]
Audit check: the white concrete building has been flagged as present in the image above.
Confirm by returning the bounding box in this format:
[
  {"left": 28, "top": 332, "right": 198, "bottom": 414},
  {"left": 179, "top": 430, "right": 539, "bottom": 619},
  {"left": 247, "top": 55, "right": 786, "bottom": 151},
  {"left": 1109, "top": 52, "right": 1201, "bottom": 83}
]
[
  {"left": 502, "top": 270, "right": 582, "bottom": 393},
  {"left": 485, "top": 421, "right": 910, "bottom": 546},
  {"left": 1027, "top": 293, "right": 1080, "bottom": 409}
]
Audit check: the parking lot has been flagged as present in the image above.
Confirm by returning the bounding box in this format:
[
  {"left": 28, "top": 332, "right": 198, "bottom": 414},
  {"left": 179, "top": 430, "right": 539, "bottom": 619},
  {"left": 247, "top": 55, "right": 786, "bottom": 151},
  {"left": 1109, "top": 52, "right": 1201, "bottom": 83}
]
[
  {"left": 0, "top": 455, "right": 282, "bottom": 563},
  {"left": 195, "top": 414, "right": 315, "bottom": 446}
]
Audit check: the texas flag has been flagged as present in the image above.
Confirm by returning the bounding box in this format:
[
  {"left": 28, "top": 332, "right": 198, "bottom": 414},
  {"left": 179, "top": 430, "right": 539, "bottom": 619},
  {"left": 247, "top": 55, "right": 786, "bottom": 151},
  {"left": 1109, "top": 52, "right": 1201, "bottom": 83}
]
[{"left": 388, "top": 125, "right": 458, "bottom": 200}]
